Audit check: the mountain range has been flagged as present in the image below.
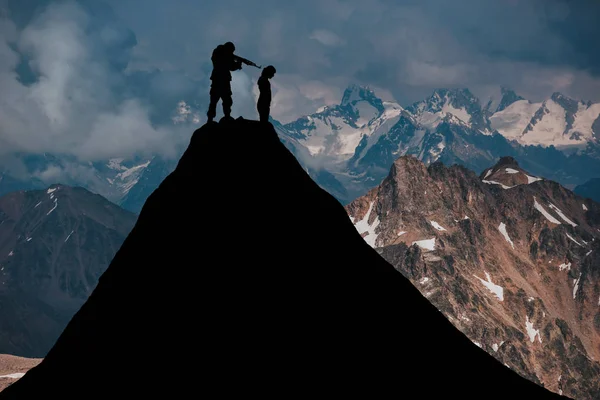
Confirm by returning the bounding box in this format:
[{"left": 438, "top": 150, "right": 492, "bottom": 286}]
[
  {"left": 2, "top": 84, "right": 600, "bottom": 213},
  {"left": 0, "top": 119, "right": 564, "bottom": 399},
  {"left": 346, "top": 154, "right": 600, "bottom": 399},
  {"left": 275, "top": 85, "right": 600, "bottom": 204},
  {"left": 0, "top": 185, "right": 136, "bottom": 357}
]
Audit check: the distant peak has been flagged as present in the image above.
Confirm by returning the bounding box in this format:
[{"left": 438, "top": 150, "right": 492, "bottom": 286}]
[
  {"left": 428, "top": 88, "right": 479, "bottom": 108},
  {"left": 341, "top": 84, "right": 378, "bottom": 105},
  {"left": 550, "top": 92, "right": 580, "bottom": 113},
  {"left": 550, "top": 91, "right": 577, "bottom": 104},
  {"left": 494, "top": 156, "right": 519, "bottom": 168},
  {"left": 496, "top": 87, "right": 525, "bottom": 112},
  {"left": 432, "top": 88, "right": 475, "bottom": 99},
  {"left": 500, "top": 86, "right": 519, "bottom": 96}
]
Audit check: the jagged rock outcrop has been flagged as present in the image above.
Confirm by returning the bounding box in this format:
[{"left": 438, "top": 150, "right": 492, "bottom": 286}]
[
  {"left": 347, "top": 155, "right": 600, "bottom": 399},
  {"left": 1, "top": 119, "right": 564, "bottom": 399},
  {"left": 0, "top": 185, "right": 136, "bottom": 358}
]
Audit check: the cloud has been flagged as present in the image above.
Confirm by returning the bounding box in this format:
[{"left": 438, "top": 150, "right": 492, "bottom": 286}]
[
  {"left": 3, "top": 0, "right": 600, "bottom": 160},
  {"left": 309, "top": 29, "right": 345, "bottom": 47},
  {"left": 0, "top": 0, "right": 196, "bottom": 164},
  {"left": 31, "top": 161, "right": 113, "bottom": 196},
  {"left": 97, "top": 0, "right": 600, "bottom": 117},
  {"left": 266, "top": 74, "right": 342, "bottom": 124}
]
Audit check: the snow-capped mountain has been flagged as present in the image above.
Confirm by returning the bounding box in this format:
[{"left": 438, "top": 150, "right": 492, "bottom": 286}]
[
  {"left": 282, "top": 84, "right": 403, "bottom": 158},
  {"left": 346, "top": 155, "right": 600, "bottom": 399},
  {"left": 275, "top": 85, "right": 600, "bottom": 205},
  {"left": 2, "top": 84, "right": 600, "bottom": 213},
  {"left": 119, "top": 156, "right": 177, "bottom": 213},
  {"left": 405, "top": 88, "right": 492, "bottom": 133},
  {"left": 491, "top": 91, "right": 600, "bottom": 150}
]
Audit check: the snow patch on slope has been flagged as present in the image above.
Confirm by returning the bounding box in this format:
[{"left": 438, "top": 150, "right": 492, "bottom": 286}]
[
  {"left": 498, "top": 222, "right": 514, "bottom": 249},
  {"left": 559, "top": 262, "right": 571, "bottom": 271},
  {"left": 430, "top": 220, "right": 447, "bottom": 231},
  {"left": 0, "top": 373, "right": 25, "bottom": 379},
  {"left": 351, "top": 202, "right": 381, "bottom": 248},
  {"left": 47, "top": 198, "right": 58, "bottom": 216},
  {"left": 525, "top": 316, "right": 542, "bottom": 343},
  {"left": 566, "top": 233, "right": 584, "bottom": 247},
  {"left": 483, "top": 180, "right": 514, "bottom": 190},
  {"left": 548, "top": 203, "right": 577, "bottom": 227},
  {"left": 533, "top": 197, "right": 561, "bottom": 224},
  {"left": 413, "top": 238, "right": 436, "bottom": 251},
  {"left": 526, "top": 174, "right": 543, "bottom": 184},
  {"left": 573, "top": 272, "right": 582, "bottom": 299},
  {"left": 474, "top": 272, "right": 504, "bottom": 301}
]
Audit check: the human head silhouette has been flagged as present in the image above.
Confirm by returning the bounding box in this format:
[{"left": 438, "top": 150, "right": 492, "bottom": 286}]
[
  {"left": 224, "top": 42, "right": 235, "bottom": 53},
  {"left": 262, "top": 65, "right": 276, "bottom": 79}
]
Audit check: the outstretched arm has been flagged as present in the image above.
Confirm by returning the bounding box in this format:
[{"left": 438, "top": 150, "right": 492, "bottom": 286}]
[
  {"left": 230, "top": 58, "right": 243, "bottom": 71},
  {"left": 233, "top": 55, "right": 260, "bottom": 68}
]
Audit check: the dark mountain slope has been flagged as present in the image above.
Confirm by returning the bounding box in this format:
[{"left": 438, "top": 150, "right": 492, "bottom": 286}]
[
  {"left": 1, "top": 118, "right": 565, "bottom": 399},
  {"left": 0, "top": 185, "right": 136, "bottom": 358},
  {"left": 575, "top": 178, "right": 600, "bottom": 204}
]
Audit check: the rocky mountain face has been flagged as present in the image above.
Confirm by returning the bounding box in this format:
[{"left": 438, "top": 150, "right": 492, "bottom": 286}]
[
  {"left": 346, "top": 155, "right": 600, "bottom": 399},
  {"left": 275, "top": 85, "right": 600, "bottom": 204},
  {"left": 575, "top": 179, "right": 600, "bottom": 204},
  {"left": 0, "top": 119, "right": 564, "bottom": 399},
  {"left": 0, "top": 185, "right": 137, "bottom": 357}
]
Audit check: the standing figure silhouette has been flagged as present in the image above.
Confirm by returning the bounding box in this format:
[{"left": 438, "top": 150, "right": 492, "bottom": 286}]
[
  {"left": 207, "top": 42, "right": 260, "bottom": 122},
  {"left": 257, "top": 65, "right": 276, "bottom": 123}
]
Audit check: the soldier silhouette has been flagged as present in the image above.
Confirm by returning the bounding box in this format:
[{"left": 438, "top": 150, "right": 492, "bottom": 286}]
[
  {"left": 207, "top": 42, "right": 260, "bottom": 123},
  {"left": 257, "top": 65, "right": 276, "bottom": 123}
]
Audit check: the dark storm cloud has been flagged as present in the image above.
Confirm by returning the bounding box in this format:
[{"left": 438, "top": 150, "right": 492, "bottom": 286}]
[
  {"left": 0, "top": 0, "right": 197, "bottom": 163},
  {"left": 2, "top": 0, "right": 600, "bottom": 140},
  {"left": 103, "top": 0, "right": 600, "bottom": 117}
]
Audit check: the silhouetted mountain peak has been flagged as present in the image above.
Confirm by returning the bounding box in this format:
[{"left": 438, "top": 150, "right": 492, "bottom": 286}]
[{"left": 1, "top": 118, "right": 564, "bottom": 399}]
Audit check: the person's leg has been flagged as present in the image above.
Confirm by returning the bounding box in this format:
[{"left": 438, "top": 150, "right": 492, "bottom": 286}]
[
  {"left": 257, "top": 99, "right": 269, "bottom": 122},
  {"left": 207, "top": 87, "right": 219, "bottom": 122},
  {"left": 258, "top": 106, "right": 269, "bottom": 123},
  {"left": 222, "top": 84, "right": 233, "bottom": 118}
]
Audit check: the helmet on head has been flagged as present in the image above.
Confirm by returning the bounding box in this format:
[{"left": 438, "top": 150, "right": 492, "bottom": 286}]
[{"left": 224, "top": 42, "right": 235, "bottom": 52}]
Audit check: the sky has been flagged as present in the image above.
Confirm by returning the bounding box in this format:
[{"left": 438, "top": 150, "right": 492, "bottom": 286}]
[{"left": 1, "top": 0, "right": 600, "bottom": 165}]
